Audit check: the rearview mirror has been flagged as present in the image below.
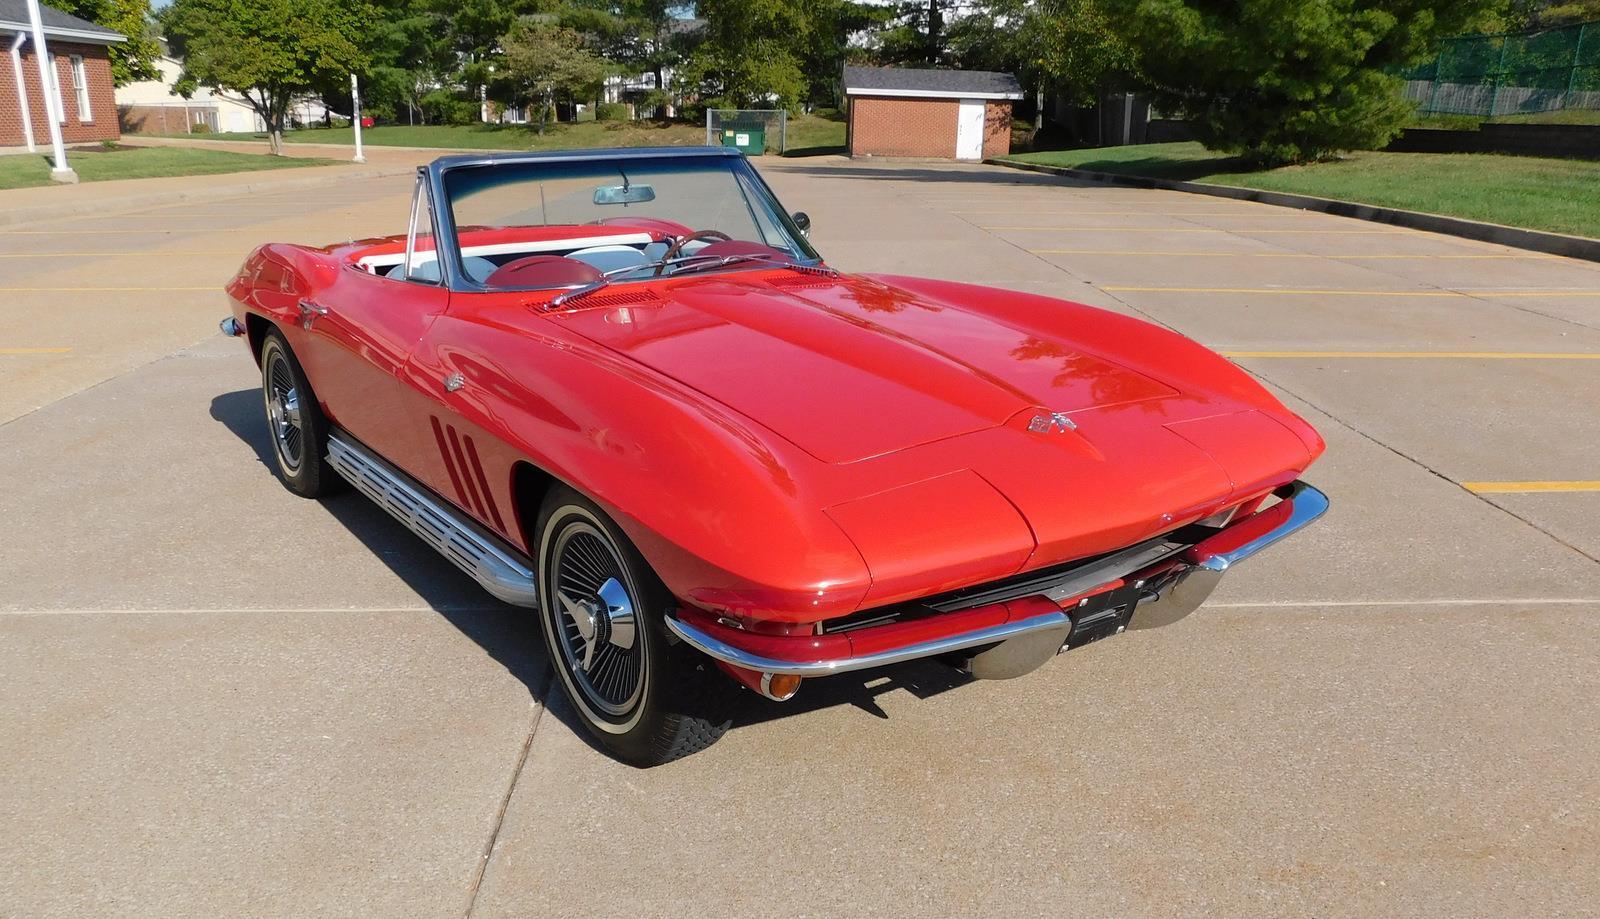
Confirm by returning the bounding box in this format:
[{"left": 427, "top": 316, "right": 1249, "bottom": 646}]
[
  {"left": 594, "top": 184, "right": 656, "bottom": 205},
  {"left": 792, "top": 211, "right": 811, "bottom": 236}
]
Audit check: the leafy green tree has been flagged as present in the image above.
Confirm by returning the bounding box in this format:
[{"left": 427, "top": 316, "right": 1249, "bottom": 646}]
[
  {"left": 1105, "top": 0, "right": 1508, "bottom": 165},
  {"left": 947, "top": 0, "right": 1138, "bottom": 128},
  {"left": 796, "top": 0, "right": 883, "bottom": 106},
  {"left": 681, "top": 0, "right": 812, "bottom": 109},
  {"left": 362, "top": 0, "right": 455, "bottom": 123},
  {"left": 445, "top": 0, "right": 516, "bottom": 98},
  {"left": 1532, "top": 0, "right": 1600, "bottom": 25},
  {"left": 1026, "top": 0, "right": 1138, "bottom": 105},
  {"left": 616, "top": 0, "right": 682, "bottom": 101},
  {"left": 55, "top": 0, "right": 162, "bottom": 84},
  {"left": 871, "top": 1, "right": 945, "bottom": 65},
  {"left": 163, "top": 0, "right": 370, "bottom": 153},
  {"left": 499, "top": 22, "right": 609, "bottom": 131}
]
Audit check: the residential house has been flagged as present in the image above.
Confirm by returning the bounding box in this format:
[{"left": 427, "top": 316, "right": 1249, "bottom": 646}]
[{"left": 1, "top": 0, "right": 123, "bottom": 147}]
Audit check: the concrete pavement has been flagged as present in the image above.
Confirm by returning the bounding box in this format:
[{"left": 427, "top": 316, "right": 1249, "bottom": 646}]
[{"left": 2, "top": 155, "right": 1597, "bottom": 917}]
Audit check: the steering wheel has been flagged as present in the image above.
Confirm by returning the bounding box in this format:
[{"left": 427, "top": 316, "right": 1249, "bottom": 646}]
[{"left": 655, "top": 230, "right": 732, "bottom": 276}]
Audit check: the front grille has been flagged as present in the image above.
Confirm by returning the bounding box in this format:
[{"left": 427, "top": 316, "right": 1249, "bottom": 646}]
[{"left": 821, "top": 533, "right": 1198, "bottom": 635}]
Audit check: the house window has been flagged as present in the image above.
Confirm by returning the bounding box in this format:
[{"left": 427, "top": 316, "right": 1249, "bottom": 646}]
[
  {"left": 50, "top": 54, "right": 66, "bottom": 123},
  {"left": 70, "top": 54, "right": 91, "bottom": 122}
]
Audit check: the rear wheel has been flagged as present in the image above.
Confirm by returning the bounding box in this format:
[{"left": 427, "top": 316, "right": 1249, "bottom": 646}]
[
  {"left": 534, "top": 486, "right": 730, "bottom": 765},
  {"left": 259, "top": 330, "right": 337, "bottom": 498}
]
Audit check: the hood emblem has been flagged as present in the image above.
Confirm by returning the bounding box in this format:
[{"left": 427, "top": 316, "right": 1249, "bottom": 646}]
[{"left": 1028, "top": 412, "right": 1078, "bottom": 434}]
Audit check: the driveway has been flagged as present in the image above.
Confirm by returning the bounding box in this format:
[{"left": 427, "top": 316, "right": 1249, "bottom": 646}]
[{"left": 2, "top": 156, "right": 1596, "bottom": 917}]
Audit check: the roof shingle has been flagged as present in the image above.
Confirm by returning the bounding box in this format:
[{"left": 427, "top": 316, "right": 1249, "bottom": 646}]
[
  {"left": 842, "top": 65, "right": 1023, "bottom": 99},
  {"left": 0, "top": 0, "right": 125, "bottom": 40}
]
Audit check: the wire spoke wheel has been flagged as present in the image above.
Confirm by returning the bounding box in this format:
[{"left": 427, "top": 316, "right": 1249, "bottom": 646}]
[
  {"left": 547, "top": 521, "right": 646, "bottom": 719},
  {"left": 264, "top": 351, "right": 304, "bottom": 472},
  {"left": 534, "top": 487, "right": 730, "bottom": 764}
]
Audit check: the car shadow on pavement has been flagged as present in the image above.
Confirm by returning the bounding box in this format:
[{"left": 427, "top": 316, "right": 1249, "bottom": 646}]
[
  {"left": 729, "top": 658, "right": 973, "bottom": 726},
  {"left": 211, "top": 387, "right": 978, "bottom": 758}
]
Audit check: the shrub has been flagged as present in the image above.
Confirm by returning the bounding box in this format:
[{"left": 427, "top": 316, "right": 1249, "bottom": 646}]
[
  {"left": 421, "top": 89, "right": 480, "bottom": 126},
  {"left": 1107, "top": 0, "right": 1505, "bottom": 165},
  {"left": 188, "top": 122, "right": 212, "bottom": 134},
  {"left": 595, "top": 102, "right": 629, "bottom": 122}
]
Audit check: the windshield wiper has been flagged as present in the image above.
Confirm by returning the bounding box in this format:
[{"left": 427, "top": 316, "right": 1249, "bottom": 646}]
[
  {"left": 545, "top": 259, "right": 669, "bottom": 308},
  {"left": 548, "top": 276, "right": 611, "bottom": 308},
  {"left": 544, "top": 252, "right": 833, "bottom": 309},
  {"left": 664, "top": 252, "right": 838, "bottom": 278}
]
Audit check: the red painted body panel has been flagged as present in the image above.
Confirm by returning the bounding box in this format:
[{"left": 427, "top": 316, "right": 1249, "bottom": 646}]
[{"left": 227, "top": 226, "right": 1324, "bottom": 630}]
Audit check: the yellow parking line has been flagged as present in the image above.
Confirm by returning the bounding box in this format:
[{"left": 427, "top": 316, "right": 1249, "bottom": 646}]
[
  {"left": 985, "top": 226, "right": 1400, "bottom": 234},
  {"left": 1224, "top": 351, "right": 1600, "bottom": 359},
  {"left": 1031, "top": 249, "right": 1555, "bottom": 260},
  {"left": 1462, "top": 481, "right": 1600, "bottom": 493},
  {"left": 1104, "top": 286, "right": 1600, "bottom": 298},
  {"left": 0, "top": 347, "right": 71, "bottom": 354}
]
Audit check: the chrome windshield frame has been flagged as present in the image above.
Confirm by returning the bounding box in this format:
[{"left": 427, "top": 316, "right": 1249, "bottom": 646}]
[{"left": 425, "top": 147, "right": 822, "bottom": 294}]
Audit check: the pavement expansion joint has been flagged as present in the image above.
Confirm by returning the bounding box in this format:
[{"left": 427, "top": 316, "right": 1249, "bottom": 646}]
[
  {"left": 1241, "top": 369, "right": 1600, "bottom": 568},
  {"left": 462, "top": 674, "right": 551, "bottom": 919}
]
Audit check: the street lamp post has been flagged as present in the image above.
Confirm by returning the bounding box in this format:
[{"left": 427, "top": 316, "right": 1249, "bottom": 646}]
[
  {"left": 24, "top": 0, "right": 74, "bottom": 182},
  {"left": 350, "top": 72, "right": 366, "bottom": 164}
]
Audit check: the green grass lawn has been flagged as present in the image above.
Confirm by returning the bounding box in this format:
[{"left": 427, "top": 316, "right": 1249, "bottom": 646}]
[
  {"left": 782, "top": 110, "right": 847, "bottom": 155},
  {"left": 0, "top": 145, "right": 336, "bottom": 190},
  {"left": 167, "top": 111, "right": 850, "bottom": 157},
  {"left": 1411, "top": 109, "right": 1600, "bottom": 129},
  {"left": 1004, "top": 142, "right": 1600, "bottom": 239}
]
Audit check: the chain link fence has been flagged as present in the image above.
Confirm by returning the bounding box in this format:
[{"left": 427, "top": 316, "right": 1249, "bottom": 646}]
[
  {"left": 705, "top": 109, "right": 788, "bottom": 155},
  {"left": 1402, "top": 20, "right": 1599, "bottom": 116}
]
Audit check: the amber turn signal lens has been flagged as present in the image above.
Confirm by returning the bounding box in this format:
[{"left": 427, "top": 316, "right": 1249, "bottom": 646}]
[{"left": 763, "top": 673, "right": 803, "bottom": 701}]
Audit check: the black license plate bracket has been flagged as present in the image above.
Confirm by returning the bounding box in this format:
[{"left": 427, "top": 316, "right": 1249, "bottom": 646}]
[{"left": 1063, "top": 583, "right": 1142, "bottom": 650}]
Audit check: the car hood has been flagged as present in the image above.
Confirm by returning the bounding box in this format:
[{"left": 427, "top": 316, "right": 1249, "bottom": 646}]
[{"left": 546, "top": 272, "right": 1180, "bottom": 464}]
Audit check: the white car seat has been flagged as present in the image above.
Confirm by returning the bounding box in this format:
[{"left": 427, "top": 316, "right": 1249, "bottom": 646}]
[
  {"left": 566, "top": 245, "right": 651, "bottom": 274},
  {"left": 385, "top": 256, "right": 497, "bottom": 284}
]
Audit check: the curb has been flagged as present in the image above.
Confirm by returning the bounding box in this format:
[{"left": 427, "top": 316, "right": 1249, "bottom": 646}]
[
  {"left": 0, "top": 164, "right": 415, "bottom": 228},
  {"left": 987, "top": 158, "right": 1600, "bottom": 263}
]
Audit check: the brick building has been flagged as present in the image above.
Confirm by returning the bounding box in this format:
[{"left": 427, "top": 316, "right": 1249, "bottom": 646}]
[
  {"left": 1, "top": 0, "right": 124, "bottom": 148},
  {"left": 843, "top": 66, "right": 1022, "bottom": 161}
]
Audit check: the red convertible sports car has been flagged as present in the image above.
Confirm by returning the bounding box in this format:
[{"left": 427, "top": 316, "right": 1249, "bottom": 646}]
[{"left": 222, "top": 147, "right": 1327, "bottom": 765}]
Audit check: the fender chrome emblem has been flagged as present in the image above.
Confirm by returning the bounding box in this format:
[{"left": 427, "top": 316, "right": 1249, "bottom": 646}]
[{"left": 1028, "top": 411, "right": 1078, "bottom": 434}]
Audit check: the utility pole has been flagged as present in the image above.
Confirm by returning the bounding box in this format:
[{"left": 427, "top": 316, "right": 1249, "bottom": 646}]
[
  {"left": 350, "top": 72, "right": 366, "bottom": 163},
  {"left": 24, "top": 0, "right": 74, "bottom": 182}
]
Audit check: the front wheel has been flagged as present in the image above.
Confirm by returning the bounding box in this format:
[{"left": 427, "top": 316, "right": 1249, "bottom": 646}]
[
  {"left": 259, "top": 330, "right": 337, "bottom": 498},
  {"left": 534, "top": 486, "right": 730, "bottom": 765}
]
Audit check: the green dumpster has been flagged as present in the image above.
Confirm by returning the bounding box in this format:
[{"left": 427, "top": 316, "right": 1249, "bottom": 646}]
[{"left": 720, "top": 124, "right": 766, "bottom": 155}]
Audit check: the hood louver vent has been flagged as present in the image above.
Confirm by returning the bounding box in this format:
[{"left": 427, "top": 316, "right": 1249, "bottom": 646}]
[
  {"left": 765, "top": 273, "right": 842, "bottom": 290},
  {"left": 541, "top": 288, "right": 667, "bottom": 311}
]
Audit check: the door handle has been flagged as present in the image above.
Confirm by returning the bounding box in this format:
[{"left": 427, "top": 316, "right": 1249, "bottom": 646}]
[{"left": 297, "top": 299, "right": 329, "bottom": 328}]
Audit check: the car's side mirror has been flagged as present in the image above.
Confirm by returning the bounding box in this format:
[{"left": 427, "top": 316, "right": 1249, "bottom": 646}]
[{"left": 792, "top": 211, "right": 811, "bottom": 236}]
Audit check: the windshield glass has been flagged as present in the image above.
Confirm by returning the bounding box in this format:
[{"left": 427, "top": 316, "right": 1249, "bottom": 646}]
[{"left": 439, "top": 155, "right": 817, "bottom": 291}]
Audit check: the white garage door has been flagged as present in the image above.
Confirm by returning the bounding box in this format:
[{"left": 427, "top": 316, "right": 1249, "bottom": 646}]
[{"left": 955, "top": 99, "right": 985, "bottom": 160}]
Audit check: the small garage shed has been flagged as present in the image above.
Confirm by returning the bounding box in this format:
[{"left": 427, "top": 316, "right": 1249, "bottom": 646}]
[{"left": 843, "top": 65, "right": 1023, "bottom": 161}]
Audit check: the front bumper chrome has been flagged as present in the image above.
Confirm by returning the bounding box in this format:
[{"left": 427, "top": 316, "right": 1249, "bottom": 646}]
[
  {"left": 666, "top": 609, "right": 1077, "bottom": 678},
  {"left": 667, "top": 481, "right": 1328, "bottom": 678}
]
